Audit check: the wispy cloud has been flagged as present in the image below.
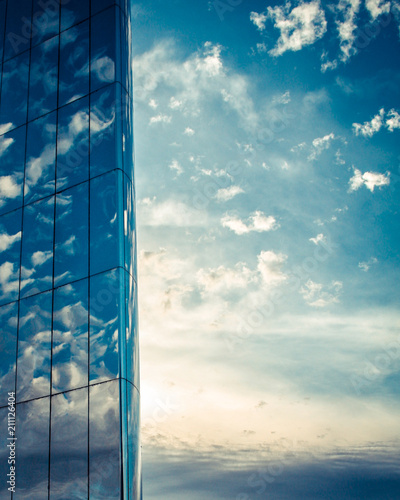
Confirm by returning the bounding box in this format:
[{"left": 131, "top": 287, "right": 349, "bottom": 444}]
[
  {"left": 215, "top": 185, "right": 244, "bottom": 202},
  {"left": 221, "top": 211, "right": 279, "bottom": 235},
  {"left": 349, "top": 168, "right": 390, "bottom": 192},
  {"left": 300, "top": 279, "right": 343, "bottom": 307}
]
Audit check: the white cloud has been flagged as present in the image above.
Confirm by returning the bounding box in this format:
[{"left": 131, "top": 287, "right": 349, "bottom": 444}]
[
  {"left": 0, "top": 231, "right": 21, "bottom": 252},
  {"left": 91, "top": 56, "right": 115, "bottom": 83},
  {"left": 149, "top": 114, "right": 172, "bottom": 125},
  {"left": 266, "top": 1, "right": 327, "bottom": 56},
  {"left": 300, "top": 279, "right": 343, "bottom": 307},
  {"left": 272, "top": 90, "right": 291, "bottom": 104},
  {"left": 169, "top": 96, "right": 184, "bottom": 109},
  {"left": 358, "top": 257, "right": 378, "bottom": 272},
  {"left": 169, "top": 159, "right": 183, "bottom": 176},
  {"left": 309, "top": 233, "right": 326, "bottom": 245},
  {"left": 257, "top": 250, "right": 287, "bottom": 286},
  {"left": 215, "top": 185, "right": 244, "bottom": 202},
  {"left": 335, "top": 0, "right": 361, "bottom": 62},
  {"left": 365, "top": 0, "right": 391, "bottom": 20},
  {"left": 250, "top": 12, "right": 267, "bottom": 31},
  {"left": 138, "top": 197, "right": 205, "bottom": 227},
  {"left": 197, "top": 263, "right": 256, "bottom": 295},
  {"left": 148, "top": 98, "right": 158, "bottom": 109},
  {"left": 386, "top": 109, "right": 400, "bottom": 131},
  {"left": 349, "top": 168, "right": 390, "bottom": 192},
  {"left": 183, "top": 127, "right": 195, "bottom": 136},
  {"left": 0, "top": 123, "right": 13, "bottom": 135},
  {"left": 308, "top": 132, "right": 335, "bottom": 160},
  {"left": 222, "top": 211, "right": 279, "bottom": 235},
  {"left": 0, "top": 135, "right": 14, "bottom": 156},
  {"left": 31, "top": 250, "right": 53, "bottom": 267},
  {"left": 352, "top": 108, "right": 385, "bottom": 137},
  {"left": 0, "top": 176, "right": 21, "bottom": 205}
]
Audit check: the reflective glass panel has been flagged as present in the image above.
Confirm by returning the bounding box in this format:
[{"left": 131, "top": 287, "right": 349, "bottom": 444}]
[
  {"left": 28, "top": 35, "right": 59, "bottom": 121},
  {"left": 0, "top": 209, "right": 22, "bottom": 306},
  {"left": 50, "top": 388, "right": 88, "bottom": 499},
  {"left": 0, "top": 406, "right": 11, "bottom": 499},
  {"left": 59, "top": 21, "right": 89, "bottom": 107},
  {"left": 24, "top": 111, "right": 57, "bottom": 204},
  {"left": 3, "top": 0, "right": 32, "bottom": 60},
  {"left": 128, "top": 383, "right": 141, "bottom": 500},
  {"left": 90, "top": 7, "right": 117, "bottom": 92},
  {"left": 0, "top": 1, "right": 5, "bottom": 62},
  {"left": 0, "top": 302, "right": 18, "bottom": 407},
  {"left": 57, "top": 97, "right": 89, "bottom": 190},
  {"left": 17, "top": 291, "right": 52, "bottom": 402},
  {"left": 124, "top": 176, "right": 135, "bottom": 277},
  {"left": 32, "top": 0, "right": 60, "bottom": 47},
  {"left": 90, "top": 170, "right": 123, "bottom": 275},
  {"left": 89, "top": 380, "right": 121, "bottom": 499},
  {"left": 0, "top": 52, "right": 29, "bottom": 130},
  {"left": 54, "top": 182, "right": 88, "bottom": 287},
  {"left": 0, "top": 126, "right": 25, "bottom": 215},
  {"left": 90, "top": 84, "right": 122, "bottom": 178},
  {"left": 126, "top": 273, "right": 139, "bottom": 388},
  {"left": 52, "top": 279, "right": 88, "bottom": 393},
  {"left": 15, "top": 397, "right": 50, "bottom": 499},
  {"left": 122, "top": 90, "right": 133, "bottom": 180},
  {"left": 20, "top": 196, "right": 54, "bottom": 298},
  {"left": 91, "top": 0, "right": 115, "bottom": 16},
  {"left": 90, "top": 268, "right": 125, "bottom": 383},
  {"left": 61, "top": 0, "right": 89, "bottom": 31}
]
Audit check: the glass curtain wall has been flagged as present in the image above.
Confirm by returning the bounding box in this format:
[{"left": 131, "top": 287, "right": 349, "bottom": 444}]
[{"left": 0, "top": 0, "right": 140, "bottom": 498}]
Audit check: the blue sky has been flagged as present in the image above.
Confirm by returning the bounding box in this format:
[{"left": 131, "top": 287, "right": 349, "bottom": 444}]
[{"left": 132, "top": 1, "right": 400, "bottom": 498}]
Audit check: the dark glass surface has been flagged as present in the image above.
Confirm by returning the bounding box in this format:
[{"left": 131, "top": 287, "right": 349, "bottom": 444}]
[
  {"left": 0, "top": 406, "right": 11, "bottom": 499},
  {"left": 28, "top": 35, "right": 59, "bottom": 121},
  {"left": 91, "top": 0, "right": 116, "bottom": 16},
  {"left": 24, "top": 111, "right": 57, "bottom": 204},
  {"left": 61, "top": 0, "right": 89, "bottom": 31},
  {"left": 54, "top": 182, "right": 89, "bottom": 287},
  {"left": 17, "top": 290, "right": 52, "bottom": 402},
  {"left": 89, "top": 380, "right": 121, "bottom": 499},
  {"left": 128, "top": 383, "right": 141, "bottom": 500},
  {"left": 50, "top": 388, "right": 88, "bottom": 499},
  {"left": 52, "top": 279, "right": 88, "bottom": 393},
  {"left": 90, "top": 170, "right": 124, "bottom": 275},
  {"left": 32, "top": 0, "right": 60, "bottom": 47},
  {"left": 122, "top": 90, "right": 133, "bottom": 180},
  {"left": 90, "top": 84, "right": 122, "bottom": 178},
  {"left": 59, "top": 20, "right": 89, "bottom": 107},
  {"left": 0, "top": 209, "right": 22, "bottom": 306},
  {"left": 3, "top": 0, "right": 32, "bottom": 61},
  {"left": 90, "top": 268, "right": 125, "bottom": 383},
  {"left": 0, "top": 51, "right": 29, "bottom": 130},
  {"left": 0, "top": 126, "right": 25, "bottom": 215},
  {"left": 57, "top": 96, "right": 89, "bottom": 190},
  {"left": 20, "top": 196, "right": 54, "bottom": 298},
  {"left": 124, "top": 176, "right": 135, "bottom": 277},
  {"left": 15, "top": 397, "right": 50, "bottom": 499},
  {"left": 0, "top": 301, "right": 18, "bottom": 406},
  {"left": 126, "top": 272, "right": 139, "bottom": 388},
  {"left": 90, "top": 7, "right": 118, "bottom": 92},
  {"left": 0, "top": 1, "right": 6, "bottom": 63}
]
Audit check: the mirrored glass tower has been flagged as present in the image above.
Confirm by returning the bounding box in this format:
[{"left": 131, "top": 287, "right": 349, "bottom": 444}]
[{"left": 0, "top": 0, "right": 141, "bottom": 498}]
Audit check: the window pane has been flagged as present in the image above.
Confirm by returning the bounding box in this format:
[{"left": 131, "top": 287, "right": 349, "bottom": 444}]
[
  {"left": 59, "top": 21, "right": 89, "bottom": 107},
  {"left": 32, "top": 0, "right": 60, "bottom": 47},
  {"left": 0, "top": 126, "right": 25, "bottom": 215},
  {"left": 24, "top": 111, "right": 57, "bottom": 204},
  {"left": 89, "top": 380, "right": 121, "bottom": 499},
  {"left": 61, "top": 0, "right": 89, "bottom": 31},
  {"left": 90, "top": 84, "right": 122, "bottom": 178},
  {"left": 15, "top": 397, "right": 50, "bottom": 499},
  {"left": 50, "top": 388, "right": 88, "bottom": 499},
  {"left": 124, "top": 176, "right": 136, "bottom": 277},
  {"left": 90, "top": 7, "right": 118, "bottom": 92},
  {"left": 52, "top": 279, "right": 88, "bottom": 393},
  {"left": 57, "top": 96, "right": 89, "bottom": 190},
  {"left": 0, "top": 1, "right": 6, "bottom": 62},
  {"left": 0, "top": 301, "right": 18, "bottom": 406},
  {"left": 91, "top": 0, "right": 115, "bottom": 16},
  {"left": 3, "top": 0, "right": 31, "bottom": 60},
  {"left": 0, "top": 406, "right": 11, "bottom": 500},
  {"left": 20, "top": 196, "right": 54, "bottom": 298},
  {"left": 0, "top": 209, "right": 22, "bottom": 306},
  {"left": 90, "top": 170, "right": 123, "bottom": 275},
  {"left": 28, "top": 35, "right": 59, "bottom": 121},
  {"left": 128, "top": 383, "right": 141, "bottom": 500},
  {"left": 17, "top": 291, "right": 52, "bottom": 402},
  {"left": 0, "top": 52, "right": 29, "bottom": 130},
  {"left": 54, "top": 182, "right": 89, "bottom": 287},
  {"left": 90, "top": 268, "right": 125, "bottom": 383}
]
